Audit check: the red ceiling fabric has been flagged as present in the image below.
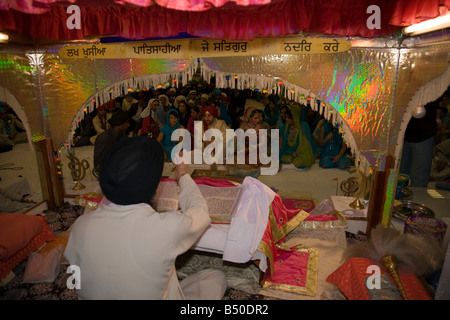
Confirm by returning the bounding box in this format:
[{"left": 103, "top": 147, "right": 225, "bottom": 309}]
[
  {"left": 143, "top": 0, "right": 273, "bottom": 11},
  {"left": 0, "top": 0, "right": 273, "bottom": 14},
  {"left": 0, "top": 0, "right": 447, "bottom": 40},
  {"left": 187, "top": 0, "right": 310, "bottom": 39},
  {"left": 389, "top": 0, "right": 450, "bottom": 26}
]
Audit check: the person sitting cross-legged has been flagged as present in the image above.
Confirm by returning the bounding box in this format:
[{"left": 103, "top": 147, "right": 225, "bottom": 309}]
[
  {"left": 64, "top": 137, "right": 227, "bottom": 300},
  {"left": 157, "top": 108, "right": 184, "bottom": 161},
  {"left": 279, "top": 109, "right": 315, "bottom": 169}
]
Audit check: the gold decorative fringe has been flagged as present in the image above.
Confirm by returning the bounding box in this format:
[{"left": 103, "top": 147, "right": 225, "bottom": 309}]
[
  {"left": 269, "top": 206, "right": 310, "bottom": 243},
  {"left": 74, "top": 192, "right": 103, "bottom": 210},
  {"left": 298, "top": 210, "right": 348, "bottom": 229}
]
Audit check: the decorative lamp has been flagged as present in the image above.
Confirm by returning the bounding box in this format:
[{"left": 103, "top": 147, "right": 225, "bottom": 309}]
[{"left": 412, "top": 106, "right": 426, "bottom": 119}]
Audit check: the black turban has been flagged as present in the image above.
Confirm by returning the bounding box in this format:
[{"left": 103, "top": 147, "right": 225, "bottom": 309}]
[
  {"left": 99, "top": 136, "right": 164, "bottom": 205},
  {"left": 108, "top": 109, "right": 129, "bottom": 126}
]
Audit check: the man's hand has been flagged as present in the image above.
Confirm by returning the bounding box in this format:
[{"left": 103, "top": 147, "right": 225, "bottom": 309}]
[
  {"left": 175, "top": 162, "right": 188, "bottom": 181},
  {"left": 173, "top": 150, "right": 189, "bottom": 181}
]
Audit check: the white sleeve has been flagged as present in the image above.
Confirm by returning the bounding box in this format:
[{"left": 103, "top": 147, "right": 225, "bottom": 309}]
[{"left": 171, "top": 174, "right": 211, "bottom": 255}]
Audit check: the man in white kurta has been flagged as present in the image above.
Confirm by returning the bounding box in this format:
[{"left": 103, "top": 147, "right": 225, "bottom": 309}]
[{"left": 64, "top": 137, "right": 227, "bottom": 299}]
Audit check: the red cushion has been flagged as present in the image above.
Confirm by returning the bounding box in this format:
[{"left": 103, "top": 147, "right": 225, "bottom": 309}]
[
  {"left": 326, "top": 257, "right": 432, "bottom": 300},
  {"left": 0, "top": 213, "right": 54, "bottom": 280}
]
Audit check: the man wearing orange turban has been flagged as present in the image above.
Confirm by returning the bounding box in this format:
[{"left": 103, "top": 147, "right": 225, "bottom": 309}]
[{"left": 200, "top": 105, "right": 229, "bottom": 165}]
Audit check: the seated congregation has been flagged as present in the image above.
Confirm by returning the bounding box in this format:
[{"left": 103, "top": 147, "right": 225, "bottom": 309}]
[{"left": 72, "top": 82, "right": 354, "bottom": 170}]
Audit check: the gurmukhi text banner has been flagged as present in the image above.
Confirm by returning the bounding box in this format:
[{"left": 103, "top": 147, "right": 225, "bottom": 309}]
[{"left": 59, "top": 38, "right": 351, "bottom": 59}]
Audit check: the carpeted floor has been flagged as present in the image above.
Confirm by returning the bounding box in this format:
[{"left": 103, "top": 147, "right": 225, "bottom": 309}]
[
  {"left": 0, "top": 258, "right": 271, "bottom": 300},
  {"left": 1, "top": 201, "right": 366, "bottom": 300},
  {"left": 0, "top": 203, "right": 274, "bottom": 300}
]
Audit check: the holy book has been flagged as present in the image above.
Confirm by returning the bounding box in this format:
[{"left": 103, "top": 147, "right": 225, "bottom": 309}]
[{"left": 152, "top": 180, "right": 243, "bottom": 223}]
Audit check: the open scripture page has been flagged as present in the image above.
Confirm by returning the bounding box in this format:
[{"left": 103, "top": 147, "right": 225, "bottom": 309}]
[{"left": 153, "top": 180, "right": 243, "bottom": 222}]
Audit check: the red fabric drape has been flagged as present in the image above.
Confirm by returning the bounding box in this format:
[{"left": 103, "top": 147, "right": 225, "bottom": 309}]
[
  {"left": 0, "top": 0, "right": 448, "bottom": 40},
  {"left": 0, "top": 0, "right": 397, "bottom": 40},
  {"left": 389, "top": 0, "right": 450, "bottom": 26},
  {"left": 0, "top": 0, "right": 273, "bottom": 14}
]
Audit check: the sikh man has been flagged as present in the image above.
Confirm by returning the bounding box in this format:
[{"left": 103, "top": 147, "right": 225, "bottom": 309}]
[
  {"left": 201, "top": 105, "right": 229, "bottom": 167},
  {"left": 65, "top": 137, "right": 227, "bottom": 299},
  {"left": 121, "top": 93, "right": 138, "bottom": 112},
  {"left": 90, "top": 104, "right": 111, "bottom": 145}
]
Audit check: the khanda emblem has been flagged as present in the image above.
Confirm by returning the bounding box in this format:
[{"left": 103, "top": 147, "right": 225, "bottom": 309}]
[
  {"left": 340, "top": 177, "right": 360, "bottom": 197},
  {"left": 66, "top": 153, "right": 90, "bottom": 190},
  {"left": 340, "top": 169, "right": 371, "bottom": 198},
  {"left": 340, "top": 169, "right": 371, "bottom": 210}
]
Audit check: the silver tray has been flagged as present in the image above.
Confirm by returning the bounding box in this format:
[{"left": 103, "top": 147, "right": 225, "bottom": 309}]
[{"left": 392, "top": 200, "right": 435, "bottom": 220}]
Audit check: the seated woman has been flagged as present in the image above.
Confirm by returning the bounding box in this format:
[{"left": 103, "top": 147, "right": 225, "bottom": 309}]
[
  {"left": 240, "top": 107, "right": 262, "bottom": 132},
  {"left": 239, "top": 107, "right": 262, "bottom": 165},
  {"left": 139, "top": 112, "right": 160, "bottom": 140},
  {"left": 177, "top": 100, "right": 191, "bottom": 129},
  {"left": 138, "top": 98, "right": 161, "bottom": 139},
  {"left": 264, "top": 98, "right": 280, "bottom": 129},
  {"left": 298, "top": 104, "right": 318, "bottom": 158},
  {"left": 276, "top": 105, "right": 289, "bottom": 129},
  {"left": 279, "top": 109, "right": 315, "bottom": 169},
  {"left": 187, "top": 105, "right": 201, "bottom": 150},
  {"left": 312, "top": 113, "right": 326, "bottom": 158},
  {"left": 256, "top": 109, "right": 271, "bottom": 131},
  {"left": 187, "top": 105, "right": 201, "bottom": 131},
  {"left": 317, "top": 117, "right": 352, "bottom": 170},
  {"left": 157, "top": 108, "right": 184, "bottom": 161}
]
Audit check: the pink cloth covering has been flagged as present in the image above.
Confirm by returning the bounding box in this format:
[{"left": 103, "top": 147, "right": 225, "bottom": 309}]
[
  {"left": 259, "top": 193, "right": 337, "bottom": 276},
  {"left": 161, "top": 177, "right": 237, "bottom": 188},
  {"left": 265, "top": 249, "right": 309, "bottom": 288}
]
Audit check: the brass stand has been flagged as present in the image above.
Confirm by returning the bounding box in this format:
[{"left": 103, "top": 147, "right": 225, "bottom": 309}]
[
  {"left": 349, "top": 198, "right": 365, "bottom": 210},
  {"left": 66, "top": 153, "right": 89, "bottom": 190},
  {"left": 72, "top": 180, "right": 86, "bottom": 191}
]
